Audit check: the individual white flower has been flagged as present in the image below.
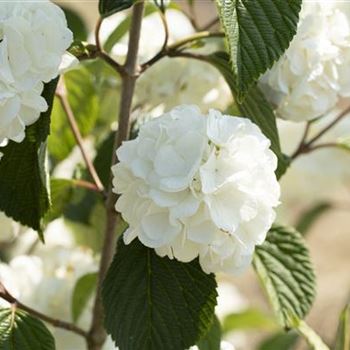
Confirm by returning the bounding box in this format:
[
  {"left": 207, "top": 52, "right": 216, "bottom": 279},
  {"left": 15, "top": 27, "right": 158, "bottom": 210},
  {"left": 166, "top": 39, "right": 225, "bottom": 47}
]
[
  {"left": 260, "top": 1, "right": 350, "bottom": 122},
  {"left": 113, "top": 105, "right": 280, "bottom": 275},
  {"left": 0, "top": 0, "right": 73, "bottom": 144},
  {"left": 0, "top": 0, "right": 73, "bottom": 85},
  {"left": 98, "top": 9, "right": 231, "bottom": 112}
]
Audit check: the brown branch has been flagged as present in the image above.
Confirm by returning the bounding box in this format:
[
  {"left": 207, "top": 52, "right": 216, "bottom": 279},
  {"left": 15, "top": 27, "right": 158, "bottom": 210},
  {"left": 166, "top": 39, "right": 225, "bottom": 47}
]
[
  {"left": 72, "top": 179, "right": 101, "bottom": 193},
  {"left": 200, "top": 17, "right": 220, "bottom": 31},
  {"left": 291, "top": 105, "right": 350, "bottom": 160},
  {"left": 87, "top": 2, "right": 145, "bottom": 350},
  {"left": 159, "top": 10, "right": 169, "bottom": 55},
  {"left": 95, "top": 17, "right": 103, "bottom": 52},
  {"left": 0, "top": 282, "right": 88, "bottom": 338},
  {"left": 96, "top": 51, "right": 126, "bottom": 76},
  {"left": 141, "top": 31, "right": 224, "bottom": 73},
  {"left": 56, "top": 80, "right": 105, "bottom": 195},
  {"left": 94, "top": 16, "right": 126, "bottom": 76}
]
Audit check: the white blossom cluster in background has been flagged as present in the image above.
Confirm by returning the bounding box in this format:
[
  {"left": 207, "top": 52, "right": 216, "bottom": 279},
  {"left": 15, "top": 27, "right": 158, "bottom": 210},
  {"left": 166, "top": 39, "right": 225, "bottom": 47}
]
[
  {"left": 0, "top": 219, "right": 118, "bottom": 350},
  {"left": 260, "top": 1, "right": 350, "bottom": 122},
  {"left": 0, "top": 0, "right": 72, "bottom": 145},
  {"left": 113, "top": 105, "right": 280, "bottom": 275},
  {"left": 99, "top": 9, "right": 231, "bottom": 113}
]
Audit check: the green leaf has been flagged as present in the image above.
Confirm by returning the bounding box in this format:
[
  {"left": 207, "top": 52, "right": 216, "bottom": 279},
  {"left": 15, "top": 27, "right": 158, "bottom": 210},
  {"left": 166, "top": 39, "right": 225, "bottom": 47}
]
[
  {"left": 49, "top": 65, "right": 99, "bottom": 162},
  {"left": 99, "top": 0, "right": 136, "bottom": 18},
  {"left": 216, "top": 0, "right": 302, "bottom": 96},
  {"left": 253, "top": 225, "right": 316, "bottom": 328},
  {"left": 102, "top": 239, "right": 218, "bottom": 350},
  {"left": 296, "top": 202, "right": 332, "bottom": 236},
  {"left": 61, "top": 6, "right": 88, "bottom": 41},
  {"left": 334, "top": 304, "right": 350, "bottom": 350},
  {"left": 0, "top": 79, "right": 58, "bottom": 233},
  {"left": 258, "top": 331, "right": 299, "bottom": 350},
  {"left": 222, "top": 308, "right": 277, "bottom": 333},
  {"left": 197, "top": 316, "right": 221, "bottom": 350},
  {"left": 72, "top": 272, "right": 98, "bottom": 323},
  {"left": 46, "top": 178, "right": 75, "bottom": 222},
  {"left": 206, "top": 51, "right": 289, "bottom": 178},
  {"left": 0, "top": 308, "right": 55, "bottom": 350}
]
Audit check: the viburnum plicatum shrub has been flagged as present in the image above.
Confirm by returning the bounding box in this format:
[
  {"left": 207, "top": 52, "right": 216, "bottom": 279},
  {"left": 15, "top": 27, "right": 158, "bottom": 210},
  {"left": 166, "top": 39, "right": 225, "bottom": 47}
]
[{"left": 0, "top": 0, "right": 348, "bottom": 349}]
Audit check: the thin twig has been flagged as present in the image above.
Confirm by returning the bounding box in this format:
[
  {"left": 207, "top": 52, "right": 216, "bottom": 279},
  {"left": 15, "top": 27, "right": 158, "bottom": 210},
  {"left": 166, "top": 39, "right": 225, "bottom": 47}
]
[
  {"left": 307, "top": 143, "right": 342, "bottom": 152},
  {"left": 0, "top": 282, "right": 88, "bottom": 338},
  {"left": 200, "top": 17, "right": 220, "bottom": 31},
  {"left": 87, "top": 2, "right": 145, "bottom": 350},
  {"left": 159, "top": 11, "right": 169, "bottom": 54},
  {"left": 94, "top": 16, "right": 126, "bottom": 76},
  {"left": 291, "top": 105, "right": 350, "bottom": 160},
  {"left": 141, "top": 31, "right": 224, "bottom": 72},
  {"left": 95, "top": 17, "right": 103, "bottom": 52},
  {"left": 96, "top": 51, "right": 126, "bottom": 76},
  {"left": 56, "top": 80, "right": 105, "bottom": 195},
  {"left": 72, "top": 179, "right": 101, "bottom": 193},
  {"left": 305, "top": 106, "right": 350, "bottom": 147}
]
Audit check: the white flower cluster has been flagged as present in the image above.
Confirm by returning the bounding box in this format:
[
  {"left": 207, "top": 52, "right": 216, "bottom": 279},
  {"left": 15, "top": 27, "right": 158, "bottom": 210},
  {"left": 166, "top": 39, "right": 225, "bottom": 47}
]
[
  {"left": 0, "top": 0, "right": 72, "bottom": 144},
  {"left": 260, "top": 1, "right": 350, "bottom": 122},
  {"left": 113, "top": 105, "right": 280, "bottom": 274},
  {"left": 0, "top": 219, "right": 119, "bottom": 349}
]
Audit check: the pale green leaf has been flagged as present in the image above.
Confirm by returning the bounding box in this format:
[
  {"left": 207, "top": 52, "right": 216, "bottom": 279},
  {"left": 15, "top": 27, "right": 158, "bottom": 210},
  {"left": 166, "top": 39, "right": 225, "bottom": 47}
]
[
  {"left": 334, "top": 304, "right": 350, "bottom": 350},
  {"left": 253, "top": 225, "right": 316, "bottom": 327},
  {"left": 222, "top": 308, "right": 277, "bottom": 333},
  {"left": 258, "top": 331, "right": 299, "bottom": 350},
  {"left": 296, "top": 202, "right": 332, "bottom": 236},
  {"left": 72, "top": 272, "right": 97, "bottom": 323},
  {"left": 0, "top": 308, "right": 55, "bottom": 350},
  {"left": 49, "top": 65, "right": 99, "bottom": 162}
]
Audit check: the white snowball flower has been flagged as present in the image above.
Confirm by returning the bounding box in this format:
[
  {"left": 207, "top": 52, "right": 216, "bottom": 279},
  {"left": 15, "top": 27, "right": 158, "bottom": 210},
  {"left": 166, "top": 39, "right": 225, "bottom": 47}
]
[
  {"left": 260, "top": 1, "right": 350, "bottom": 122},
  {"left": 0, "top": 0, "right": 73, "bottom": 144},
  {"left": 98, "top": 9, "right": 231, "bottom": 112},
  {"left": 112, "top": 105, "right": 280, "bottom": 275}
]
